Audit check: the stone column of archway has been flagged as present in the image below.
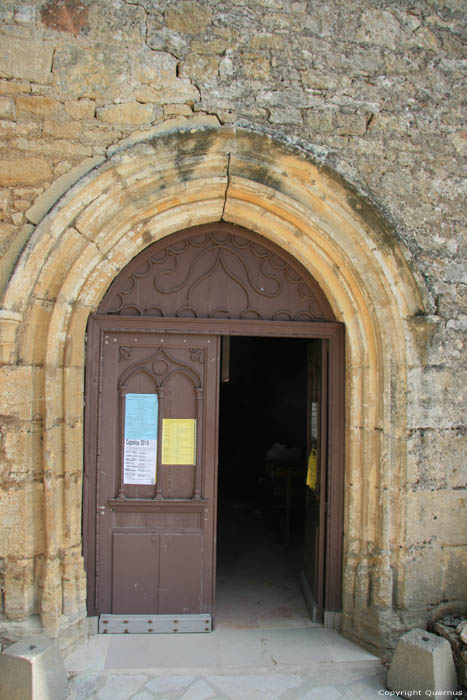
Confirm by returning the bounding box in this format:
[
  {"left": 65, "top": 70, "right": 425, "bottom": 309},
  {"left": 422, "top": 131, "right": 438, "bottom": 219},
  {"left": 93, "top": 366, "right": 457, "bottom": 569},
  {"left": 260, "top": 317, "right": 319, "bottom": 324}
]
[{"left": 0, "top": 126, "right": 426, "bottom": 653}]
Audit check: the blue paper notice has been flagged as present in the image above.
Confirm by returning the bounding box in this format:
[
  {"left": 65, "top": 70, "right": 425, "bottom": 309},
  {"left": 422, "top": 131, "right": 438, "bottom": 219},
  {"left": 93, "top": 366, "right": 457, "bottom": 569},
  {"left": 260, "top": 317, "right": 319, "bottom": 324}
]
[
  {"left": 123, "top": 394, "right": 158, "bottom": 485},
  {"left": 124, "top": 393, "right": 158, "bottom": 441}
]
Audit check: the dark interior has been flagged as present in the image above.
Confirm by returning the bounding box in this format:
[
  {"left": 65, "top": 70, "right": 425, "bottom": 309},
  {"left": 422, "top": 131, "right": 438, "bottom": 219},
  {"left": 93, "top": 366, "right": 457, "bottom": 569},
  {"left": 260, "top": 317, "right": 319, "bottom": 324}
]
[{"left": 216, "top": 336, "right": 310, "bottom": 593}]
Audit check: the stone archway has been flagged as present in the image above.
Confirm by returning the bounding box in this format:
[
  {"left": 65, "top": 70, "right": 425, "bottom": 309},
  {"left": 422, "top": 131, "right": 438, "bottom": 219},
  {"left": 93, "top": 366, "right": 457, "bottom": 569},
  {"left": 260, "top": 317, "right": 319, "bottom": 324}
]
[{"left": 0, "top": 126, "right": 426, "bottom": 654}]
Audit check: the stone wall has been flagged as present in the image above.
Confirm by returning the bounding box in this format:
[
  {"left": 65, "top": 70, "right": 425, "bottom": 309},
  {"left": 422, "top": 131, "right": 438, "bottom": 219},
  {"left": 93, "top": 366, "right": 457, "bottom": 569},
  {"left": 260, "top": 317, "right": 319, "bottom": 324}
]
[{"left": 0, "top": 0, "right": 465, "bottom": 656}]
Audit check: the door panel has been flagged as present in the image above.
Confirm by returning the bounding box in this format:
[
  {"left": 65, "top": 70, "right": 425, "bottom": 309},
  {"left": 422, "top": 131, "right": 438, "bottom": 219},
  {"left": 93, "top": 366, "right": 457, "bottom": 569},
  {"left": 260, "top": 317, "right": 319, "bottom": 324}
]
[
  {"left": 87, "top": 317, "right": 219, "bottom": 617},
  {"left": 112, "top": 532, "right": 159, "bottom": 613},
  {"left": 159, "top": 534, "right": 203, "bottom": 612},
  {"left": 302, "top": 340, "right": 328, "bottom": 622}
]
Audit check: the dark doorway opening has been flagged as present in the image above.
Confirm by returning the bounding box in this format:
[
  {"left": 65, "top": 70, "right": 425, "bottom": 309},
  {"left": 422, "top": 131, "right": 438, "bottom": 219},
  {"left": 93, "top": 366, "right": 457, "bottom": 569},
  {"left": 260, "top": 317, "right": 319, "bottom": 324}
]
[{"left": 216, "top": 336, "right": 320, "bottom": 629}]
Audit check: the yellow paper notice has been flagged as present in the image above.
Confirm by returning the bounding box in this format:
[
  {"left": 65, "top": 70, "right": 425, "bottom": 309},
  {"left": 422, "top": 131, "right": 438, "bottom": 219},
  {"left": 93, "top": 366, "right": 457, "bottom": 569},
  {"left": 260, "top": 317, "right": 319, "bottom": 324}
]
[
  {"left": 306, "top": 448, "right": 318, "bottom": 490},
  {"left": 162, "top": 419, "right": 196, "bottom": 465}
]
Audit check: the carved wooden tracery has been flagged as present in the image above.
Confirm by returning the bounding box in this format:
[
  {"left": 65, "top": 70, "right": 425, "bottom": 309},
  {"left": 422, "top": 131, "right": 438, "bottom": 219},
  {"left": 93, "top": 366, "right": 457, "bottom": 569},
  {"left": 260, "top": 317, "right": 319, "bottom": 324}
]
[
  {"left": 98, "top": 223, "right": 335, "bottom": 322},
  {"left": 115, "top": 343, "right": 205, "bottom": 501}
]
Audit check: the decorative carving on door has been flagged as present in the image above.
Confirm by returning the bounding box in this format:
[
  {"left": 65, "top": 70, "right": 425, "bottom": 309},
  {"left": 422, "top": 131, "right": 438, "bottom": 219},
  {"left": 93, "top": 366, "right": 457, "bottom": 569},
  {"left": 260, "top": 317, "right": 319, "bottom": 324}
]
[
  {"left": 85, "top": 224, "right": 344, "bottom": 624},
  {"left": 98, "top": 224, "right": 335, "bottom": 322},
  {"left": 86, "top": 323, "right": 219, "bottom": 617},
  {"left": 116, "top": 344, "right": 204, "bottom": 501}
]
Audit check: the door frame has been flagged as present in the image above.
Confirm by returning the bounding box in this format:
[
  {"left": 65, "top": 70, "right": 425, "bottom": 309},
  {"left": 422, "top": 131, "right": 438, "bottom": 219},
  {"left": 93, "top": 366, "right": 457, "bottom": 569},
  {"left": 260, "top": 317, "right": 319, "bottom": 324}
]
[{"left": 84, "top": 315, "right": 345, "bottom": 620}]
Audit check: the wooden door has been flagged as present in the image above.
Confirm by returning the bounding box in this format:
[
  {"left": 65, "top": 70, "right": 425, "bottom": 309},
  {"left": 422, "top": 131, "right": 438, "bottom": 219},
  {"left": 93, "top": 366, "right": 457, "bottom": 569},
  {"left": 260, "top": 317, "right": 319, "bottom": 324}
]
[
  {"left": 302, "top": 340, "right": 328, "bottom": 622},
  {"left": 84, "top": 317, "right": 219, "bottom": 628}
]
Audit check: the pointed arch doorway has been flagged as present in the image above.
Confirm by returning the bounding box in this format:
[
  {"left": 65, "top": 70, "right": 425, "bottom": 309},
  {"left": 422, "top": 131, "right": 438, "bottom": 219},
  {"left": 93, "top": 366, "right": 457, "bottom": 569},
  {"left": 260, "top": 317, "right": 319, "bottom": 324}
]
[{"left": 84, "top": 222, "right": 344, "bottom": 632}]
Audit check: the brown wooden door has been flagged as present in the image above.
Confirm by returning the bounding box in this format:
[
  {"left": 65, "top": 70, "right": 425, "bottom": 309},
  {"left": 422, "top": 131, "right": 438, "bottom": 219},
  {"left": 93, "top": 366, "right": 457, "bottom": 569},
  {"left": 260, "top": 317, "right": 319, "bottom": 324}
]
[
  {"left": 85, "top": 317, "right": 219, "bottom": 621},
  {"left": 302, "top": 340, "right": 328, "bottom": 622}
]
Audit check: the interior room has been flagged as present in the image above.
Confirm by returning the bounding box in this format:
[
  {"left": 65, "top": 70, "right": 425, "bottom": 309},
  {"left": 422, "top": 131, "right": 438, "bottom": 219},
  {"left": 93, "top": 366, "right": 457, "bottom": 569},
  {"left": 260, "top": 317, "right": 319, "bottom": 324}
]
[{"left": 216, "top": 336, "right": 318, "bottom": 630}]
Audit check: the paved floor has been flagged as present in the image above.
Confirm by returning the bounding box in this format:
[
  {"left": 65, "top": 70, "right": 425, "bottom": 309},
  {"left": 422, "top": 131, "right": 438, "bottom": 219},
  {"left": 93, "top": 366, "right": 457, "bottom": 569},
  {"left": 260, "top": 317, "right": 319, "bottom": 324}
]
[
  {"left": 65, "top": 627, "right": 386, "bottom": 700},
  {"left": 66, "top": 502, "right": 387, "bottom": 699}
]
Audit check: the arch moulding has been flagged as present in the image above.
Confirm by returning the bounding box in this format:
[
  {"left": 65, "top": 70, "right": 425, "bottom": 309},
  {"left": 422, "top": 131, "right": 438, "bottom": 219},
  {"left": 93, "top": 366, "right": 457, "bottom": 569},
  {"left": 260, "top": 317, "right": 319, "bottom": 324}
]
[{"left": 0, "top": 126, "right": 426, "bottom": 654}]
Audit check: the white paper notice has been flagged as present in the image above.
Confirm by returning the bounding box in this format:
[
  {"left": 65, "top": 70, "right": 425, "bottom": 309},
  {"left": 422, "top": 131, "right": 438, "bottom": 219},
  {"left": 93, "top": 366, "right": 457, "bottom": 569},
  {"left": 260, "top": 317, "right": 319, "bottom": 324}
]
[
  {"left": 123, "top": 393, "right": 158, "bottom": 485},
  {"left": 123, "top": 438, "right": 157, "bottom": 485}
]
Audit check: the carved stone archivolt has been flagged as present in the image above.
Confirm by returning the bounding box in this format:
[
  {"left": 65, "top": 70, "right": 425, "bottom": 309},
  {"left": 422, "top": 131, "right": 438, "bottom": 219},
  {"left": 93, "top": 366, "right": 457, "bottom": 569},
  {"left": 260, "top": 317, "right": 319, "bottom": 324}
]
[{"left": 98, "top": 224, "right": 335, "bottom": 322}]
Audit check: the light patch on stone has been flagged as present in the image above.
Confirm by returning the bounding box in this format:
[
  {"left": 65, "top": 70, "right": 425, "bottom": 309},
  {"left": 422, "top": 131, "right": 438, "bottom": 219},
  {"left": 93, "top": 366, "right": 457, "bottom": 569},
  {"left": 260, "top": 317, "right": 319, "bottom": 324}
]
[
  {"left": 97, "top": 674, "right": 148, "bottom": 700},
  {"left": 179, "top": 679, "right": 217, "bottom": 700},
  {"left": 207, "top": 673, "right": 302, "bottom": 699},
  {"left": 97, "top": 103, "right": 155, "bottom": 126},
  {"left": 0, "top": 38, "right": 53, "bottom": 83},
  {"left": 0, "top": 158, "right": 52, "bottom": 186},
  {"left": 165, "top": 2, "right": 212, "bottom": 34}
]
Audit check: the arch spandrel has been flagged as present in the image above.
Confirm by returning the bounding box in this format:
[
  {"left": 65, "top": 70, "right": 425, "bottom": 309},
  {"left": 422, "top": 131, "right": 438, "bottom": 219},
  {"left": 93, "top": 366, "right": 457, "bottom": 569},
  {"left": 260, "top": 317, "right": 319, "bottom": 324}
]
[{"left": 0, "top": 125, "right": 427, "bottom": 650}]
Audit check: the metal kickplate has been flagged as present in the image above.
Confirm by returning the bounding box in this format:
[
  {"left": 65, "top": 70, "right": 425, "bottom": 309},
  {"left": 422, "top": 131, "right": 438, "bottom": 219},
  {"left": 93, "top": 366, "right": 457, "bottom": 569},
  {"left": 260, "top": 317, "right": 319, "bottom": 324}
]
[{"left": 98, "top": 614, "right": 212, "bottom": 634}]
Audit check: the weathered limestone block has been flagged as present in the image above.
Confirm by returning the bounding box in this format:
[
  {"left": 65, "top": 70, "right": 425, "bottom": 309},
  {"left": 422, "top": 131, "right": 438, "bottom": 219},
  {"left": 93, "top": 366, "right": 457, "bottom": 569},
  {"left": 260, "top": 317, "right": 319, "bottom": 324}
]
[
  {"left": 61, "top": 468, "right": 84, "bottom": 545},
  {"left": 63, "top": 366, "right": 85, "bottom": 420},
  {"left": 0, "top": 483, "right": 45, "bottom": 561},
  {"left": 180, "top": 55, "right": 220, "bottom": 82},
  {"left": 3, "top": 560, "right": 36, "bottom": 620},
  {"left": 146, "top": 25, "right": 189, "bottom": 56},
  {"left": 0, "top": 97, "right": 13, "bottom": 118},
  {"left": 53, "top": 45, "right": 130, "bottom": 101},
  {"left": 17, "top": 300, "right": 53, "bottom": 365},
  {"left": 61, "top": 550, "right": 86, "bottom": 618},
  {"left": 131, "top": 47, "right": 177, "bottom": 85},
  {"left": 16, "top": 96, "right": 61, "bottom": 118},
  {"left": 25, "top": 156, "right": 105, "bottom": 226},
  {"left": 42, "top": 120, "right": 81, "bottom": 139},
  {"left": 407, "top": 366, "right": 467, "bottom": 429},
  {"left": 0, "top": 38, "right": 53, "bottom": 83},
  {"left": 442, "top": 548, "right": 467, "bottom": 600},
  {"left": 269, "top": 107, "right": 303, "bottom": 125},
  {"left": 459, "top": 621, "right": 467, "bottom": 644},
  {"left": 97, "top": 103, "right": 155, "bottom": 126},
  {"left": 63, "top": 304, "right": 93, "bottom": 369},
  {"left": 241, "top": 54, "right": 271, "bottom": 81},
  {"left": 0, "top": 366, "right": 43, "bottom": 421},
  {"left": 355, "top": 9, "right": 403, "bottom": 51},
  {"left": 191, "top": 39, "right": 228, "bottom": 55},
  {"left": 0, "top": 635, "right": 68, "bottom": 700},
  {"left": 15, "top": 137, "right": 92, "bottom": 159},
  {"left": 0, "top": 158, "right": 52, "bottom": 186},
  {"left": 40, "top": 560, "right": 63, "bottom": 634},
  {"left": 388, "top": 628, "right": 458, "bottom": 695},
  {"left": 407, "top": 428, "right": 467, "bottom": 490},
  {"left": 164, "top": 104, "right": 193, "bottom": 117},
  {"left": 135, "top": 80, "right": 200, "bottom": 105},
  {"left": 0, "top": 224, "right": 34, "bottom": 297},
  {"left": 87, "top": 0, "right": 145, "bottom": 44},
  {"left": 0, "top": 80, "right": 32, "bottom": 95},
  {"left": 1, "top": 422, "right": 43, "bottom": 484},
  {"left": 450, "top": 129, "right": 467, "bottom": 156},
  {"left": 165, "top": 1, "right": 212, "bottom": 33},
  {"left": 407, "top": 490, "right": 467, "bottom": 547},
  {"left": 403, "top": 548, "right": 444, "bottom": 608},
  {"left": 0, "top": 310, "right": 21, "bottom": 364},
  {"left": 336, "top": 112, "right": 369, "bottom": 136},
  {"left": 250, "top": 33, "right": 285, "bottom": 49},
  {"left": 64, "top": 99, "right": 96, "bottom": 120}
]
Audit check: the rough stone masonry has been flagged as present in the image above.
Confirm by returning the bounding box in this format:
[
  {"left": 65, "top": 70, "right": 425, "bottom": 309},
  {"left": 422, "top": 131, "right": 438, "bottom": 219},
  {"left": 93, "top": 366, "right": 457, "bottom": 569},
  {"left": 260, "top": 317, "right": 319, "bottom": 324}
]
[{"left": 0, "top": 0, "right": 465, "bottom": 659}]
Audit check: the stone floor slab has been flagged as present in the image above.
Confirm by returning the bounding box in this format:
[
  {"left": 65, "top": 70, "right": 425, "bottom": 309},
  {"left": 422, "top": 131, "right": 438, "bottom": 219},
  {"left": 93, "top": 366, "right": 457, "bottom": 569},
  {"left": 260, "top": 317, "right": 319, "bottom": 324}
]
[
  {"left": 301, "top": 686, "right": 344, "bottom": 700},
  {"left": 144, "top": 674, "right": 199, "bottom": 695},
  {"left": 105, "top": 634, "right": 222, "bottom": 670},
  {"left": 320, "top": 629, "right": 378, "bottom": 663},
  {"left": 179, "top": 679, "right": 218, "bottom": 700},
  {"left": 205, "top": 672, "right": 303, "bottom": 700},
  {"left": 96, "top": 674, "right": 148, "bottom": 700}
]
